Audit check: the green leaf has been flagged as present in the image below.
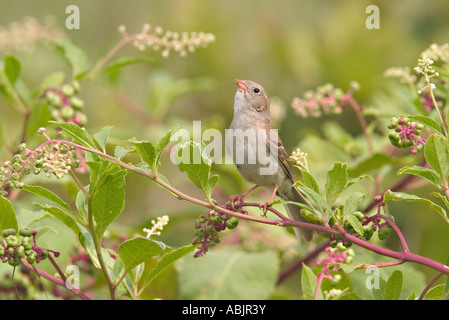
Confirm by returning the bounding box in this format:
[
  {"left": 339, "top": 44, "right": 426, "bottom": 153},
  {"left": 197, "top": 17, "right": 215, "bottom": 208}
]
[
  {"left": 118, "top": 237, "right": 167, "bottom": 271},
  {"left": 424, "top": 134, "right": 449, "bottom": 181},
  {"left": 325, "top": 162, "right": 348, "bottom": 205},
  {"left": 424, "top": 284, "right": 445, "bottom": 300},
  {"left": 102, "top": 56, "right": 153, "bottom": 74},
  {"left": 89, "top": 161, "right": 127, "bottom": 238},
  {"left": 384, "top": 270, "right": 403, "bottom": 300},
  {"left": 132, "top": 129, "right": 177, "bottom": 173},
  {"left": 346, "top": 174, "right": 373, "bottom": 189},
  {"left": 177, "top": 250, "right": 279, "bottom": 300},
  {"left": 33, "top": 203, "right": 82, "bottom": 236},
  {"left": 176, "top": 141, "right": 218, "bottom": 200},
  {"left": 384, "top": 190, "right": 448, "bottom": 222},
  {"left": 22, "top": 184, "right": 73, "bottom": 213},
  {"left": 3, "top": 55, "right": 21, "bottom": 84},
  {"left": 114, "top": 146, "right": 130, "bottom": 160},
  {"left": 55, "top": 39, "right": 88, "bottom": 78},
  {"left": 408, "top": 115, "right": 442, "bottom": 134},
  {"left": 372, "top": 278, "right": 387, "bottom": 300},
  {"left": 398, "top": 166, "right": 442, "bottom": 188},
  {"left": 301, "top": 263, "right": 322, "bottom": 300},
  {"left": 94, "top": 126, "right": 113, "bottom": 152},
  {"left": 139, "top": 244, "right": 196, "bottom": 290},
  {"left": 0, "top": 196, "right": 18, "bottom": 231},
  {"left": 343, "top": 192, "right": 366, "bottom": 217},
  {"left": 295, "top": 184, "right": 331, "bottom": 217},
  {"left": 345, "top": 214, "right": 365, "bottom": 236},
  {"left": 50, "top": 121, "right": 97, "bottom": 150},
  {"left": 301, "top": 170, "right": 320, "bottom": 193}
]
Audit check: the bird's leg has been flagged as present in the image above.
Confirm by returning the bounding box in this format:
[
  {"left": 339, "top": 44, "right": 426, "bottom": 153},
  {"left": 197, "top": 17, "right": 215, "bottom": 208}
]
[
  {"left": 259, "top": 187, "right": 277, "bottom": 217},
  {"left": 229, "top": 185, "right": 260, "bottom": 209}
]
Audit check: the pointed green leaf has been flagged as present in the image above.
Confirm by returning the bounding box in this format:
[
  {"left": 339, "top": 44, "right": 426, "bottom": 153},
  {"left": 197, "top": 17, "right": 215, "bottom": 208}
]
[
  {"left": 131, "top": 129, "right": 177, "bottom": 173},
  {"left": 118, "top": 237, "right": 167, "bottom": 271},
  {"left": 408, "top": 115, "right": 442, "bottom": 134},
  {"left": 295, "top": 184, "right": 332, "bottom": 216},
  {"left": 424, "top": 284, "right": 445, "bottom": 300},
  {"left": 132, "top": 141, "right": 156, "bottom": 168},
  {"left": 301, "top": 170, "right": 320, "bottom": 193},
  {"left": 398, "top": 166, "right": 442, "bottom": 188},
  {"left": 33, "top": 203, "right": 82, "bottom": 236},
  {"left": 50, "top": 121, "right": 97, "bottom": 150},
  {"left": 343, "top": 192, "right": 366, "bottom": 217},
  {"left": 22, "top": 184, "right": 73, "bottom": 213},
  {"left": 89, "top": 163, "right": 127, "bottom": 238},
  {"left": 114, "top": 146, "right": 130, "bottom": 160},
  {"left": 345, "top": 213, "right": 365, "bottom": 236},
  {"left": 176, "top": 141, "right": 217, "bottom": 199},
  {"left": 384, "top": 270, "right": 403, "bottom": 300},
  {"left": 325, "top": 162, "right": 348, "bottom": 205},
  {"left": 3, "top": 55, "right": 21, "bottom": 84},
  {"left": 139, "top": 244, "right": 196, "bottom": 290},
  {"left": 372, "top": 278, "right": 387, "bottom": 300},
  {"left": 0, "top": 196, "right": 18, "bottom": 231},
  {"left": 384, "top": 190, "right": 448, "bottom": 222},
  {"left": 301, "top": 263, "right": 322, "bottom": 300},
  {"left": 424, "top": 134, "right": 449, "bottom": 180},
  {"left": 94, "top": 126, "right": 113, "bottom": 152}
]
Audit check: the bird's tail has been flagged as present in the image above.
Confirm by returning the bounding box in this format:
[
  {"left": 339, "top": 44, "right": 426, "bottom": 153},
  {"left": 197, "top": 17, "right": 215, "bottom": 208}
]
[{"left": 282, "top": 187, "right": 313, "bottom": 242}]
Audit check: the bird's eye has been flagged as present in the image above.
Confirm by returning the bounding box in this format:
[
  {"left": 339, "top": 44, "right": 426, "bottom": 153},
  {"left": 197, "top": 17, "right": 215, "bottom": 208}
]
[{"left": 253, "top": 88, "right": 261, "bottom": 94}]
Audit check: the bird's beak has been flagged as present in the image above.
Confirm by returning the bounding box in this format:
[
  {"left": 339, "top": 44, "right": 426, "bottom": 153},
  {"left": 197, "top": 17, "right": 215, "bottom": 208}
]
[{"left": 235, "top": 79, "right": 248, "bottom": 91}]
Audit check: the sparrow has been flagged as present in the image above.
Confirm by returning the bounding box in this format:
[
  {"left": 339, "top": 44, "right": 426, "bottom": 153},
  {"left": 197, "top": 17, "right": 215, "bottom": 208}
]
[{"left": 227, "top": 79, "right": 313, "bottom": 241}]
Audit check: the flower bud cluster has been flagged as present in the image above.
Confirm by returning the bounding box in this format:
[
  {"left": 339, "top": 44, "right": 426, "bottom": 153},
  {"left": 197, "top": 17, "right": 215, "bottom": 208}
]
[
  {"left": 0, "top": 139, "right": 81, "bottom": 196},
  {"left": 119, "top": 24, "right": 215, "bottom": 58},
  {"left": 0, "top": 228, "right": 58, "bottom": 266},
  {"left": 192, "top": 210, "right": 238, "bottom": 258},
  {"left": 414, "top": 56, "right": 439, "bottom": 94},
  {"left": 291, "top": 82, "right": 360, "bottom": 118},
  {"left": 42, "top": 81, "right": 87, "bottom": 126},
  {"left": 387, "top": 117, "right": 426, "bottom": 154},
  {"left": 289, "top": 148, "right": 309, "bottom": 172},
  {"left": 316, "top": 246, "right": 354, "bottom": 286}
]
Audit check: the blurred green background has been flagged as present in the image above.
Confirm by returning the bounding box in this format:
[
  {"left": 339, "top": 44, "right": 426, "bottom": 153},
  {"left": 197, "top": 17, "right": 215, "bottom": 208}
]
[{"left": 1, "top": 0, "right": 449, "bottom": 298}]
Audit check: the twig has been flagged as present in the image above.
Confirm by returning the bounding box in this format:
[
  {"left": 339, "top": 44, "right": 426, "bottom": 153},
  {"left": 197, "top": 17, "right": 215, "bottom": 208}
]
[{"left": 21, "top": 259, "right": 91, "bottom": 300}]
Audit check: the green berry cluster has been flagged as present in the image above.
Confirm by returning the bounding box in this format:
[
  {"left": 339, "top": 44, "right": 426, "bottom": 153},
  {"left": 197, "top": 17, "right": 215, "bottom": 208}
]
[
  {"left": 0, "top": 146, "right": 27, "bottom": 196},
  {"left": 324, "top": 209, "right": 392, "bottom": 247},
  {"left": 387, "top": 117, "right": 426, "bottom": 154},
  {"left": 43, "top": 81, "right": 87, "bottom": 126},
  {"left": 192, "top": 210, "right": 239, "bottom": 258},
  {"left": 0, "top": 228, "right": 55, "bottom": 266},
  {"left": 292, "top": 82, "right": 360, "bottom": 118}
]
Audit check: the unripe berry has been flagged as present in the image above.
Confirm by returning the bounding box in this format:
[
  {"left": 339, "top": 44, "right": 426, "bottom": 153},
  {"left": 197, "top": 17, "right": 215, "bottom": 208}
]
[
  {"left": 226, "top": 217, "right": 239, "bottom": 229},
  {"left": 19, "top": 227, "right": 33, "bottom": 237},
  {"left": 378, "top": 227, "right": 390, "bottom": 240},
  {"left": 2, "top": 228, "right": 16, "bottom": 237}
]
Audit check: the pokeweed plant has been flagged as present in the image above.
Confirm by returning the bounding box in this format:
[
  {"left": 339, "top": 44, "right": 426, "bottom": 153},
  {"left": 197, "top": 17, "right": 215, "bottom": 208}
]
[{"left": 1, "top": 18, "right": 449, "bottom": 300}]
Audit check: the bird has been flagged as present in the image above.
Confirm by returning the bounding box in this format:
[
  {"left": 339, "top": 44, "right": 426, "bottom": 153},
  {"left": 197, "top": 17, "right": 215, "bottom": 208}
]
[{"left": 227, "top": 79, "right": 313, "bottom": 241}]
